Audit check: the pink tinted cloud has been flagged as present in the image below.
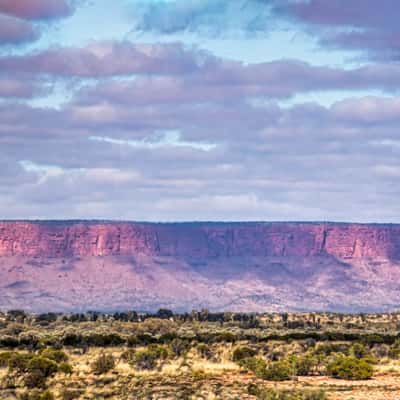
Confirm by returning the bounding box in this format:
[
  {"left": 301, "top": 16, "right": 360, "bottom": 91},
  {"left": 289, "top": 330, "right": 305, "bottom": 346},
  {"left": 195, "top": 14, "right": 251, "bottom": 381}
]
[
  {"left": 3, "top": 40, "right": 400, "bottom": 95},
  {"left": 0, "top": 78, "right": 43, "bottom": 98},
  {"left": 0, "top": 14, "right": 38, "bottom": 44},
  {"left": 279, "top": 0, "right": 398, "bottom": 29},
  {"left": 0, "top": 0, "right": 72, "bottom": 20},
  {"left": 276, "top": 0, "right": 400, "bottom": 60},
  {"left": 0, "top": 42, "right": 211, "bottom": 77}
]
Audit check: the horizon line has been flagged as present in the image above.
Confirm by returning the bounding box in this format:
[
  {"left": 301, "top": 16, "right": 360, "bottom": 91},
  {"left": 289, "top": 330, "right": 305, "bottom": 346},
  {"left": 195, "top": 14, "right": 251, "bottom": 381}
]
[{"left": 0, "top": 219, "right": 399, "bottom": 226}]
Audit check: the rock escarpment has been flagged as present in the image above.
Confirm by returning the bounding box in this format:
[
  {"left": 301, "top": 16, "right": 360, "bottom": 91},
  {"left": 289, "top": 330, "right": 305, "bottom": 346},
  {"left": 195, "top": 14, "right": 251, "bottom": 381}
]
[
  {"left": 0, "top": 221, "right": 399, "bottom": 312},
  {"left": 0, "top": 221, "right": 399, "bottom": 259}
]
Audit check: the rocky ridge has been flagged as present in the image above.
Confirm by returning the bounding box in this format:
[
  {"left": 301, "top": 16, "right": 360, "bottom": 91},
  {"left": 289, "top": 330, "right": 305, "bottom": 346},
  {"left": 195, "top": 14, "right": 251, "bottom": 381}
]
[{"left": 0, "top": 221, "right": 399, "bottom": 312}]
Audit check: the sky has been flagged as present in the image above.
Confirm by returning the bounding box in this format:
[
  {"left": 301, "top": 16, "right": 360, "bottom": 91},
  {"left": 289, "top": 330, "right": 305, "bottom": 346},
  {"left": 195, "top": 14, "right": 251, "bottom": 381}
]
[{"left": 0, "top": 0, "right": 400, "bottom": 222}]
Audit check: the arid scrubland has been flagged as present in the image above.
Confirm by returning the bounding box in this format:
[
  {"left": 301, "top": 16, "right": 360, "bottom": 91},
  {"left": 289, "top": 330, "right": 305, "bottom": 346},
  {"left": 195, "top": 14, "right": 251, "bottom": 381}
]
[{"left": 1, "top": 311, "right": 400, "bottom": 399}]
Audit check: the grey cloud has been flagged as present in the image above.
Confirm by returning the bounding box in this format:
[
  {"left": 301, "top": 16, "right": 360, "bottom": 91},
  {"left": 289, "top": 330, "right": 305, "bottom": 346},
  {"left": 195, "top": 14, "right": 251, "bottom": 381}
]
[
  {"left": 0, "top": 0, "right": 75, "bottom": 46},
  {"left": 3, "top": 42, "right": 400, "bottom": 100},
  {"left": 0, "top": 78, "right": 45, "bottom": 98},
  {"left": 0, "top": 0, "right": 73, "bottom": 20},
  {"left": 0, "top": 42, "right": 212, "bottom": 77},
  {"left": 0, "top": 14, "right": 38, "bottom": 44},
  {"left": 275, "top": 0, "right": 400, "bottom": 61},
  {"left": 0, "top": 93, "right": 399, "bottom": 221}
]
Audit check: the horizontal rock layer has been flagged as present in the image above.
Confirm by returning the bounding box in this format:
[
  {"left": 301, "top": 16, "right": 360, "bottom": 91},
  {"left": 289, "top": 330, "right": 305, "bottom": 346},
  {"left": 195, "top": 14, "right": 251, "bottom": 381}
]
[{"left": 0, "top": 221, "right": 399, "bottom": 260}]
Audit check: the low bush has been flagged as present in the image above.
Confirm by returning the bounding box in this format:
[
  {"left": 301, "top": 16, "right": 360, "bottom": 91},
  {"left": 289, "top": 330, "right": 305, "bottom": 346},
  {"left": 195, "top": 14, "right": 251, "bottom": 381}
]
[
  {"left": 371, "top": 344, "right": 390, "bottom": 359},
  {"left": 263, "top": 360, "right": 293, "bottom": 381},
  {"left": 247, "top": 384, "right": 326, "bottom": 400},
  {"left": 84, "top": 333, "right": 125, "bottom": 347},
  {"left": 0, "top": 351, "right": 13, "bottom": 367},
  {"left": 60, "top": 389, "right": 84, "bottom": 400},
  {"left": 121, "top": 349, "right": 136, "bottom": 363},
  {"left": 91, "top": 353, "right": 115, "bottom": 375},
  {"left": 61, "top": 333, "right": 84, "bottom": 347},
  {"left": 290, "top": 354, "right": 318, "bottom": 376},
  {"left": 0, "top": 336, "right": 19, "bottom": 348},
  {"left": 139, "top": 318, "right": 176, "bottom": 336},
  {"left": 326, "top": 356, "right": 373, "bottom": 380},
  {"left": 239, "top": 356, "right": 265, "bottom": 372},
  {"left": 136, "top": 333, "right": 157, "bottom": 346},
  {"left": 23, "top": 356, "right": 58, "bottom": 388},
  {"left": 19, "top": 334, "right": 40, "bottom": 348},
  {"left": 20, "top": 390, "right": 55, "bottom": 400},
  {"left": 232, "top": 346, "right": 258, "bottom": 362},
  {"left": 349, "top": 343, "right": 370, "bottom": 359},
  {"left": 58, "top": 362, "right": 73, "bottom": 374},
  {"left": 8, "top": 352, "right": 35, "bottom": 373},
  {"left": 132, "top": 345, "right": 169, "bottom": 370},
  {"left": 314, "top": 342, "right": 350, "bottom": 356},
  {"left": 169, "top": 338, "right": 191, "bottom": 357},
  {"left": 40, "top": 348, "right": 68, "bottom": 363},
  {"left": 197, "top": 343, "right": 215, "bottom": 360},
  {"left": 389, "top": 339, "right": 400, "bottom": 359}
]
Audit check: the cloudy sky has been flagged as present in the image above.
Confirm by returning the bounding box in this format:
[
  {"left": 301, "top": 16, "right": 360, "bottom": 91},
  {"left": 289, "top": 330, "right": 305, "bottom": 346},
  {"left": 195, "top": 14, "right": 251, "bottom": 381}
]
[{"left": 1, "top": 0, "right": 399, "bottom": 222}]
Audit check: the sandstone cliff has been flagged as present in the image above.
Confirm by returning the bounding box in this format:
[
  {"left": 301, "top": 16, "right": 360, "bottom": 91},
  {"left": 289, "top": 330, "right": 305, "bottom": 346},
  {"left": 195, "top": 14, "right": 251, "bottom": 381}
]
[
  {"left": 0, "top": 221, "right": 399, "bottom": 259},
  {"left": 0, "top": 221, "right": 399, "bottom": 313}
]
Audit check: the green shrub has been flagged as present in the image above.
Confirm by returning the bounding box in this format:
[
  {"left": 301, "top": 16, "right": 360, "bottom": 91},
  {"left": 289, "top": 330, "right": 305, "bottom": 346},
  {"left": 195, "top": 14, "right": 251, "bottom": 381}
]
[
  {"left": 58, "top": 362, "right": 73, "bottom": 374},
  {"left": 216, "top": 332, "right": 236, "bottom": 343},
  {"left": 139, "top": 318, "right": 176, "bottom": 336},
  {"left": 84, "top": 333, "right": 125, "bottom": 347},
  {"left": 371, "top": 344, "right": 389, "bottom": 359},
  {"left": 60, "top": 389, "right": 84, "bottom": 400},
  {"left": 0, "top": 336, "right": 19, "bottom": 348},
  {"left": 61, "top": 333, "right": 84, "bottom": 347},
  {"left": 27, "top": 356, "right": 58, "bottom": 376},
  {"left": 197, "top": 343, "right": 214, "bottom": 360},
  {"left": 39, "top": 390, "right": 54, "bottom": 400},
  {"left": 247, "top": 384, "right": 326, "bottom": 400},
  {"left": 326, "top": 356, "right": 373, "bottom": 380},
  {"left": 232, "top": 346, "right": 258, "bottom": 362},
  {"left": 132, "top": 345, "right": 169, "bottom": 370},
  {"left": 349, "top": 343, "right": 370, "bottom": 359},
  {"left": 170, "top": 338, "right": 190, "bottom": 357},
  {"left": 6, "top": 353, "right": 61, "bottom": 387},
  {"left": 263, "top": 360, "right": 293, "bottom": 381},
  {"left": 20, "top": 390, "right": 55, "bottom": 400},
  {"left": 91, "top": 353, "right": 115, "bottom": 375},
  {"left": 239, "top": 357, "right": 268, "bottom": 377},
  {"left": 8, "top": 352, "right": 35, "bottom": 373},
  {"left": 126, "top": 335, "right": 140, "bottom": 347},
  {"left": 136, "top": 333, "right": 157, "bottom": 345},
  {"left": 40, "top": 348, "right": 68, "bottom": 363},
  {"left": 314, "top": 342, "right": 350, "bottom": 356},
  {"left": 290, "top": 354, "right": 318, "bottom": 376},
  {"left": 121, "top": 349, "right": 136, "bottom": 363},
  {"left": 0, "top": 351, "right": 13, "bottom": 368},
  {"left": 23, "top": 356, "right": 58, "bottom": 388},
  {"left": 389, "top": 339, "right": 400, "bottom": 359}
]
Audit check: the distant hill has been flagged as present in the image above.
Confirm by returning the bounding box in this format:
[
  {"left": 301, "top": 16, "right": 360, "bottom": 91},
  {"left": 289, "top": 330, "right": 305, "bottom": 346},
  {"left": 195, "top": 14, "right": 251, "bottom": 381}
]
[{"left": 0, "top": 221, "right": 399, "bottom": 313}]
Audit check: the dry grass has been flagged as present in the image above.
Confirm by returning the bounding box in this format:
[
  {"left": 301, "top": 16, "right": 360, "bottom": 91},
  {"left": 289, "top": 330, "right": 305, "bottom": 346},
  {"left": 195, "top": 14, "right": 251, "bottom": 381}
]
[{"left": 1, "top": 312, "right": 400, "bottom": 399}]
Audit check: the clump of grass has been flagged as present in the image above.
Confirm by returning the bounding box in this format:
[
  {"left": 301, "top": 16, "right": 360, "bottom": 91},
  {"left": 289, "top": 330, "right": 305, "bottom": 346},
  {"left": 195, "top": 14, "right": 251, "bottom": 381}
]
[
  {"left": 232, "top": 346, "right": 258, "bottom": 362},
  {"left": 39, "top": 348, "right": 68, "bottom": 363},
  {"left": 60, "top": 389, "right": 85, "bottom": 400},
  {"left": 91, "top": 353, "right": 116, "bottom": 375},
  {"left": 130, "top": 345, "right": 169, "bottom": 370},
  {"left": 248, "top": 384, "right": 326, "bottom": 400},
  {"left": 20, "top": 390, "right": 55, "bottom": 400},
  {"left": 239, "top": 357, "right": 293, "bottom": 381}
]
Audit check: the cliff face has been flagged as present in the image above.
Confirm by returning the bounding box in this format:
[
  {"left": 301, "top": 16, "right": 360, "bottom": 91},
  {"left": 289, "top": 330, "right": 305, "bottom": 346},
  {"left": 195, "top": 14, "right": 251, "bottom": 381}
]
[
  {"left": 1, "top": 221, "right": 400, "bottom": 313},
  {"left": 0, "top": 221, "right": 399, "bottom": 259}
]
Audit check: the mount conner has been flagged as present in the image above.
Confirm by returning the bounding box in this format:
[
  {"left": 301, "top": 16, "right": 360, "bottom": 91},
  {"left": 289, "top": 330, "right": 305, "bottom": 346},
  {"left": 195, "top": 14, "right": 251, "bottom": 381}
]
[{"left": 0, "top": 221, "right": 399, "bottom": 313}]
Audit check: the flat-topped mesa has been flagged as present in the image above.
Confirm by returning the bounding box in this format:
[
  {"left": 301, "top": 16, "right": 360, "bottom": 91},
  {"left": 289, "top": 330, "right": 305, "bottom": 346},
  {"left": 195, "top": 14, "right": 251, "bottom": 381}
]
[{"left": 0, "top": 221, "right": 399, "bottom": 260}]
